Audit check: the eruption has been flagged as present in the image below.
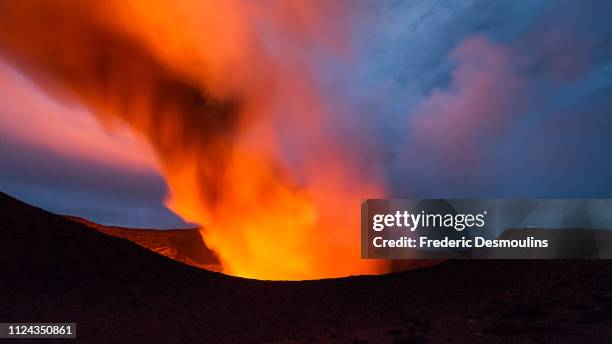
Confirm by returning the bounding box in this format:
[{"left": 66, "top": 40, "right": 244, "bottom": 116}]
[{"left": 0, "top": 0, "right": 386, "bottom": 279}]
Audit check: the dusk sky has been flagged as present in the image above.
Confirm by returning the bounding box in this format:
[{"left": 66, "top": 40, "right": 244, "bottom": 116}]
[{"left": 1, "top": 0, "right": 611, "bottom": 230}]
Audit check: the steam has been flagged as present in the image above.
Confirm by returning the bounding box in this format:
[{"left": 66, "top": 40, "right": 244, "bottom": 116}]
[{"left": 0, "top": 0, "right": 386, "bottom": 279}]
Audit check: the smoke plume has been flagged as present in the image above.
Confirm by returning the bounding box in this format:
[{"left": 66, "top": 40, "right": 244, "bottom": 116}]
[{"left": 0, "top": 0, "right": 386, "bottom": 279}]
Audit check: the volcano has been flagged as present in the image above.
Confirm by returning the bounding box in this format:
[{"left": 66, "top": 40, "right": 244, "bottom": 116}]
[{"left": 1, "top": 191, "right": 612, "bottom": 343}]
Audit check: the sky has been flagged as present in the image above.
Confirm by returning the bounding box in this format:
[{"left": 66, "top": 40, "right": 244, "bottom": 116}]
[
  {"left": 0, "top": 61, "right": 186, "bottom": 228},
  {"left": 1, "top": 0, "right": 611, "bottom": 229}
]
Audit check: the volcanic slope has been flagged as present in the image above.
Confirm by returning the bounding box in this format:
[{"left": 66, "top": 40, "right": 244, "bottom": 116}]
[{"left": 1, "top": 192, "right": 612, "bottom": 343}]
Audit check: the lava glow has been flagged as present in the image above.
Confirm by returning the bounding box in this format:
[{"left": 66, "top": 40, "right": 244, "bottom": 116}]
[{"left": 0, "top": 0, "right": 387, "bottom": 279}]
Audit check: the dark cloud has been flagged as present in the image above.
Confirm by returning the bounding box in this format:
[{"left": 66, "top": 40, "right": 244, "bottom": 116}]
[
  {"left": 0, "top": 136, "right": 188, "bottom": 228},
  {"left": 342, "top": 0, "right": 612, "bottom": 198}
]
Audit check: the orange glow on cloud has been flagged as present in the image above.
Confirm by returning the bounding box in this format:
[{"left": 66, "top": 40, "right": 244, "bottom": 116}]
[
  {"left": 0, "top": 0, "right": 387, "bottom": 280},
  {"left": 0, "top": 62, "right": 157, "bottom": 173}
]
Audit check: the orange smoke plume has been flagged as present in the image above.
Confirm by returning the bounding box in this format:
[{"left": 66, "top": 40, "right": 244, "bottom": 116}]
[{"left": 0, "top": 0, "right": 386, "bottom": 279}]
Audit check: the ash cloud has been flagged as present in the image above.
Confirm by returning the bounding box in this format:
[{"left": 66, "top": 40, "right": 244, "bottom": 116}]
[
  {"left": 0, "top": 0, "right": 385, "bottom": 278},
  {"left": 0, "top": 0, "right": 241, "bottom": 208},
  {"left": 341, "top": 0, "right": 612, "bottom": 198}
]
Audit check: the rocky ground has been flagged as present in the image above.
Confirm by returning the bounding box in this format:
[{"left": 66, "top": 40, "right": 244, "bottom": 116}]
[{"left": 1, "top": 192, "right": 611, "bottom": 343}]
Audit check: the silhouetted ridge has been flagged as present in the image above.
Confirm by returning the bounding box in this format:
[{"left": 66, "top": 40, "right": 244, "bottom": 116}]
[
  {"left": 0, "top": 191, "right": 224, "bottom": 290},
  {"left": 1, "top": 191, "right": 612, "bottom": 343}
]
